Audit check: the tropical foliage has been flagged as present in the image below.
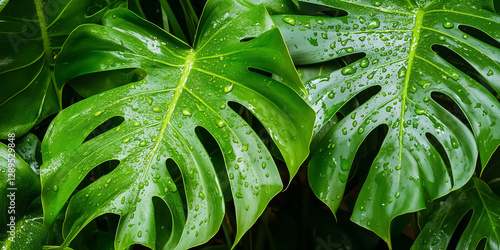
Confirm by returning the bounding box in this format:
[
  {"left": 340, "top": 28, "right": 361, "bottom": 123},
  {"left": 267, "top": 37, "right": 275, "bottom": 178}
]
[{"left": 1, "top": 0, "right": 500, "bottom": 249}]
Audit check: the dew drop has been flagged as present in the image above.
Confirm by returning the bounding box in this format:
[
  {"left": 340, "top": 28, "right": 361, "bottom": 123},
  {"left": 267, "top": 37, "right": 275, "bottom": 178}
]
[
  {"left": 235, "top": 192, "right": 243, "bottom": 198},
  {"left": 53, "top": 185, "right": 59, "bottom": 192},
  {"left": 341, "top": 66, "right": 356, "bottom": 75},
  {"left": 415, "top": 108, "right": 425, "bottom": 115},
  {"left": 328, "top": 92, "right": 335, "bottom": 99},
  {"left": 94, "top": 111, "right": 102, "bottom": 116},
  {"left": 398, "top": 66, "right": 407, "bottom": 78},
  {"left": 182, "top": 109, "right": 191, "bottom": 116},
  {"left": 152, "top": 106, "right": 161, "bottom": 112},
  {"left": 282, "top": 17, "right": 295, "bottom": 26},
  {"left": 487, "top": 70, "right": 494, "bottom": 76},
  {"left": 360, "top": 58, "right": 369, "bottom": 68},
  {"left": 217, "top": 120, "right": 225, "bottom": 128},
  {"left": 224, "top": 84, "right": 233, "bottom": 93},
  {"left": 138, "top": 231, "right": 142, "bottom": 237},
  {"left": 367, "top": 19, "right": 380, "bottom": 29},
  {"left": 443, "top": 22, "right": 454, "bottom": 29}
]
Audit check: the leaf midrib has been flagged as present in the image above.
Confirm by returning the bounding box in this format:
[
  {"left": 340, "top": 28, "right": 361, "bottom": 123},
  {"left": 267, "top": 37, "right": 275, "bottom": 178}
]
[
  {"left": 398, "top": 8, "right": 424, "bottom": 165},
  {"left": 141, "top": 49, "right": 195, "bottom": 181},
  {"left": 34, "top": 0, "right": 51, "bottom": 62}
]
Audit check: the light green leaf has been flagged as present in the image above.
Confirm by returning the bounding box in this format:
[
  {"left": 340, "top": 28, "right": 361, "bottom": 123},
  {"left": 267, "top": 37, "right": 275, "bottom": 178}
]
[
  {"left": 273, "top": 0, "right": 500, "bottom": 246},
  {"left": 41, "top": 1, "right": 313, "bottom": 249}
]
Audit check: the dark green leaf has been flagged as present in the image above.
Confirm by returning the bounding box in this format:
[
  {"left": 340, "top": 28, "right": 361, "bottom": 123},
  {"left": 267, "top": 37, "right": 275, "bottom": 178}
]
[
  {"left": 0, "top": 0, "right": 126, "bottom": 139},
  {"left": 413, "top": 177, "right": 500, "bottom": 249},
  {"left": 42, "top": 1, "right": 313, "bottom": 249},
  {"left": 273, "top": 0, "right": 500, "bottom": 246}
]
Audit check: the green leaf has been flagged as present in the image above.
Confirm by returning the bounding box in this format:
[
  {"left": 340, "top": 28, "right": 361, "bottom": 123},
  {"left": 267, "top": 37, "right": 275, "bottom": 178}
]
[
  {"left": 0, "top": 0, "right": 126, "bottom": 139},
  {"left": 42, "top": 2, "right": 313, "bottom": 249},
  {"left": 0, "top": 142, "right": 40, "bottom": 228},
  {"left": 413, "top": 177, "right": 500, "bottom": 249},
  {"left": 14, "top": 133, "right": 42, "bottom": 176},
  {"left": 1, "top": 216, "right": 49, "bottom": 250},
  {"left": 273, "top": 0, "right": 500, "bottom": 246}
]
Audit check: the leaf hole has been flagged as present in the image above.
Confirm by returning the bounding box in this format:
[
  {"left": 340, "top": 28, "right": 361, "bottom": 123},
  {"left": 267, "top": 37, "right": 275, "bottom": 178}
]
[
  {"left": 338, "top": 85, "right": 381, "bottom": 117},
  {"left": 248, "top": 67, "right": 273, "bottom": 78},
  {"left": 152, "top": 196, "right": 173, "bottom": 248},
  {"left": 83, "top": 116, "right": 125, "bottom": 144},
  {"left": 76, "top": 160, "right": 120, "bottom": 191},
  {"left": 298, "top": 2, "right": 348, "bottom": 17},
  {"left": 194, "top": 126, "right": 231, "bottom": 201},
  {"left": 239, "top": 37, "right": 255, "bottom": 42},
  {"left": 448, "top": 209, "right": 473, "bottom": 249},
  {"left": 165, "top": 158, "right": 187, "bottom": 218},
  {"left": 430, "top": 92, "right": 472, "bottom": 131},
  {"left": 425, "top": 133, "right": 453, "bottom": 187},
  {"left": 458, "top": 25, "right": 500, "bottom": 50},
  {"left": 68, "top": 68, "right": 147, "bottom": 98},
  {"left": 350, "top": 124, "right": 388, "bottom": 184},
  {"left": 476, "top": 238, "right": 487, "bottom": 250},
  {"left": 227, "top": 101, "right": 289, "bottom": 183},
  {"left": 431, "top": 44, "right": 498, "bottom": 98},
  {"left": 337, "top": 53, "right": 366, "bottom": 67}
]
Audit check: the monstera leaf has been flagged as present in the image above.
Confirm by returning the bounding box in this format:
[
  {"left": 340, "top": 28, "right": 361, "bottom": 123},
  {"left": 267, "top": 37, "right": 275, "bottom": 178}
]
[
  {"left": 413, "top": 177, "right": 500, "bottom": 249},
  {"left": 273, "top": 0, "right": 500, "bottom": 246},
  {"left": 0, "top": 0, "right": 125, "bottom": 139},
  {"left": 41, "top": 1, "right": 313, "bottom": 249}
]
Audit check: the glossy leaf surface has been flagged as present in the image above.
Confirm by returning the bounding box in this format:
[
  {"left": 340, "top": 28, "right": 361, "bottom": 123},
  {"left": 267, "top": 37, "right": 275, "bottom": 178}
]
[
  {"left": 273, "top": 0, "right": 500, "bottom": 245},
  {"left": 0, "top": 142, "right": 40, "bottom": 226},
  {"left": 42, "top": 2, "right": 313, "bottom": 249},
  {"left": 413, "top": 177, "right": 500, "bottom": 249},
  {"left": 0, "top": 0, "right": 125, "bottom": 138}
]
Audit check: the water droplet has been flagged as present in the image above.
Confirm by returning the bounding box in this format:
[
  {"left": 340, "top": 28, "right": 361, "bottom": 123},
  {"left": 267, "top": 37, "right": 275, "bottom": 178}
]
[
  {"left": 217, "top": 120, "right": 225, "bottom": 128},
  {"left": 94, "top": 111, "right": 102, "bottom": 116},
  {"left": 122, "top": 138, "right": 130, "bottom": 143},
  {"left": 235, "top": 192, "right": 243, "bottom": 198},
  {"left": 395, "top": 192, "right": 400, "bottom": 198},
  {"left": 450, "top": 136, "right": 459, "bottom": 149},
  {"left": 198, "top": 191, "right": 205, "bottom": 199},
  {"left": 317, "top": 20, "right": 324, "bottom": 25},
  {"left": 182, "top": 109, "right": 191, "bottom": 116},
  {"left": 330, "top": 42, "right": 336, "bottom": 49},
  {"left": 224, "top": 84, "right": 233, "bottom": 93},
  {"left": 368, "top": 19, "right": 380, "bottom": 29},
  {"left": 138, "top": 231, "right": 142, "bottom": 237},
  {"left": 145, "top": 96, "right": 153, "bottom": 105},
  {"left": 282, "top": 17, "right": 295, "bottom": 26},
  {"left": 360, "top": 58, "right": 369, "bottom": 68},
  {"left": 134, "top": 121, "right": 141, "bottom": 127},
  {"left": 262, "top": 162, "right": 266, "bottom": 169},
  {"left": 341, "top": 66, "right": 356, "bottom": 75},
  {"left": 195, "top": 103, "right": 206, "bottom": 112},
  {"left": 439, "top": 36, "right": 446, "bottom": 41},
  {"left": 53, "top": 185, "right": 58, "bottom": 192},
  {"left": 417, "top": 80, "right": 431, "bottom": 89},
  {"left": 395, "top": 165, "right": 401, "bottom": 170},
  {"left": 245, "top": 205, "right": 249, "bottom": 211},
  {"left": 121, "top": 197, "right": 125, "bottom": 204},
  {"left": 342, "top": 128, "right": 348, "bottom": 135},
  {"left": 443, "top": 22, "right": 454, "bottom": 29},
  {"left": 374, "top": 1, "right": 381, "bottom": 6},
  {"left": 328, "top": 92, "right": 335, "bottom": 99},
  {"left": 358, "top": 127, "right": 364, "bottom": 134},
  {"left": 415, "top": 108, "right": 425, "bottom": 115},
  {"left": 487, "top": 70, "right": 494, "bottom": 76},
  {"left": 398, "top": 66, "right": 407, "bottom": 78},
  {"left": 152, "top": 106, "right": 161, "bottom": 112},
  {"left": 229, "top": 173, "right": 234, "bottom": 179},
  {"left": 139, "top": 141, "right": 146, "bottom": 147}
]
